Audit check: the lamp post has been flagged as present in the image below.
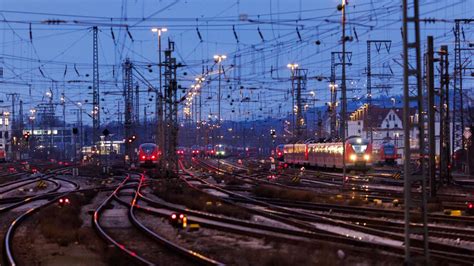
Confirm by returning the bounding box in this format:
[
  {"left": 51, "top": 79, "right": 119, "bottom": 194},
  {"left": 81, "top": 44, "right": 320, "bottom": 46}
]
[
  {"left": 213, "top": 54, "right": 226, "bottom": 124},
  {"left": 151, "top": 27, "right": 167, "bottom": 159},
  {"left": 338, "top": 0, "right": 348, "bottom": 187},
  {"left": 287, "top": 63, "right": 299, "bottom": 137}
]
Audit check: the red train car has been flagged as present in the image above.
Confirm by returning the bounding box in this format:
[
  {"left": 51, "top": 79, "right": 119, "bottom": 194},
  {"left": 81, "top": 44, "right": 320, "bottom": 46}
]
[
  {"left": 138, "top": 143, "right": 160, "bottom": 167},
  {"left": 0, "top": 148, "right": 5, "bottom": 162},
  {"left": 283, "top": 137, "right": 373, "bottom": 171}
]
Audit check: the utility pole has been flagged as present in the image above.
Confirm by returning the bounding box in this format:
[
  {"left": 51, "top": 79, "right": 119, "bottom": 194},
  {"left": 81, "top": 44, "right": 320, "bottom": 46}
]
[
  {"left": 426, "top": 36, "right": 436, "bottom": 198},
  {"left": 340, "top": 0, "right": 348, "bottom": 186},
  {"left": 19, "top": 100, "right": 24, "bottom": 159},
  {"left": 214, "top": 54, "right": 227, "bottom": 125},
  {"left": 295, "top": 68, "right": 308, "bottom": 138},
  {"left": 7, "top": 93, "right": 18, "bottom": 161},
  {"left": 123, "top": 59, "right": 133, "bottom": 163},
  {"left": 152, "top": 27, "right": 168, "bottom": 161},
  {"left": 135, "top": 83, "right": 140, "bottom": 127},
  {"left": 453, "top": 19, "right": 474, "bottom": 173},
  {"left": 92, "top": 26, "right": 100, "bottom": 155},
  {"left": 163, "top": 40, "right": 181, "bottom": 172},
  {"left": 438, "top": 45, "right": 451, "bottom": 183},
  {"left": 61, "top": 93, "right": 66, "bottom": 160},
  {"left": 366, "top": 40, "right": 392, "bottom": 142},
  {"left": 287, "top": 63, "right": 299, "bottom": 138},
  {"left": 330, "top": 51, "right": 352, "bottom": 140},
  {"left": 402, "top": 0, "right": 429, "bottom": 263},
  {"left": 79, "top": 103, "right": 84, "bottom": 151}
]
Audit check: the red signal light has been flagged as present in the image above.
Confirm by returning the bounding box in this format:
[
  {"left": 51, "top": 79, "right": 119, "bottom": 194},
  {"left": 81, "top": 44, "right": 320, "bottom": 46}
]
[
  {"left": 171, "top": 213, "right": 177, "bottom": 219},
  {"left": 469, "top": 203, "right": 473, "bottom": 209}
]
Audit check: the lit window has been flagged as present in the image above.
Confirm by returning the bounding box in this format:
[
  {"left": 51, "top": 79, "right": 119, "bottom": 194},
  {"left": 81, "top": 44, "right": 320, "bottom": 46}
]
[
  {"left": 5, "top": 118, "right": 9, "bottom": 126},
  {"left": 0, "top": 118, "right": 3, "bottom": 125}
]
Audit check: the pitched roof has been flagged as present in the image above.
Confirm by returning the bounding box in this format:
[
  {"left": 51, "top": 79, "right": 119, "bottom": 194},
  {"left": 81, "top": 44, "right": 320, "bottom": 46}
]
[{"left": 350, "top": 105, "right": 416, "bottom": 130}]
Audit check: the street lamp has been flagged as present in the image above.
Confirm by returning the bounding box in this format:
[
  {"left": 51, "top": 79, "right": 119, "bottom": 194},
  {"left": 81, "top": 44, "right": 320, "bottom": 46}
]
[
  {"left": 151, "top": 27, "right": 167, "bottom": 156},
  {"left": 213, "top": 54, "right": 226, "bottom": 123},
  {"left": 338, "top": 0, "right": 348, "bottom": 187}
]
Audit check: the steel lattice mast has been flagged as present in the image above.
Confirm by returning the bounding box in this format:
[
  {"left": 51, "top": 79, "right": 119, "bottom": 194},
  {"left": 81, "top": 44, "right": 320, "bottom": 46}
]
[
  {"left": 402, "top": 0, "right": 429, "bottom": 263},
  {"left": 92, "top": 26, "right": 100, "bottom": 148}
]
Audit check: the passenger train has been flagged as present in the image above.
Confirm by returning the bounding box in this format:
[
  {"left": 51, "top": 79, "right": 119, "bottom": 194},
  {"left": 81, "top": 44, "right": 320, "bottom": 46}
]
[
  {"left": 214, "top": 144, "right": 231, "bottom": 158},
  {"left": 138, "top": 143, "right": 161, "bottom": 167},
  {"left": 283, "top": 137, "right": 373, "bottom": 171},
  {"left": 375, "top": 142, "right": 398, "bottom": 165},
  {"left": 0, "top": 148, "right": 5, "bottom": 162}
]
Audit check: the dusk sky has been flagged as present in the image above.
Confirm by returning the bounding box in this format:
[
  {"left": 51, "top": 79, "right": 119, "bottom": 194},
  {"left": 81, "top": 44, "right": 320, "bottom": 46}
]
[{"left": 0, "top": 0, "right": 472, "bottom": 124}]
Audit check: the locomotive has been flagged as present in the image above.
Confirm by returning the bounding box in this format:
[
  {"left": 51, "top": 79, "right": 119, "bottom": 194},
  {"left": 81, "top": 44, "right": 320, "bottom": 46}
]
[{"left": 138, "top": 143, "right": 161, "bottom": 167}]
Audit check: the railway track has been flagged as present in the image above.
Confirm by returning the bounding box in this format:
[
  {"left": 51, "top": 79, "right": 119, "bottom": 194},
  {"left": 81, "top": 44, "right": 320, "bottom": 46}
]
[
  {"left": 2, "top": 172, "right": 80, "bottom": 266},
  {"left": 93, "top": 174, "right": 222, "bottom": 265},
  {"left": 187, "top": 159, "right": 474, "bottom": 264}
]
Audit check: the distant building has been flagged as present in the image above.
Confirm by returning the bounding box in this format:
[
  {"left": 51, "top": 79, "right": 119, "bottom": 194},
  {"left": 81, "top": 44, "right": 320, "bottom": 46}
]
[
  {"left": 0, "top": 111, "right": 12, "bottom": 159},
  {"left": 23, "top": 126, "right": 74, "bottom": 160}
]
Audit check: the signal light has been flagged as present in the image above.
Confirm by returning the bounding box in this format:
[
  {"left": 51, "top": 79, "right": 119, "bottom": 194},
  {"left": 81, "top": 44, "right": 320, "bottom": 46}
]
[
  {"left": 24, "top": 132, "right": 31, "bottom": 141},
  {"left": 58, "top": 197, "right": 70, "bottom": 206},
  {"left": 169, "top": 213, "right": 187, "bottom": 228},
  {"left": 468, "top": 202, "right": 474, "bottom": 216},
  {"left": 128, "top": 135, "right": 138, "bottom": 143}
]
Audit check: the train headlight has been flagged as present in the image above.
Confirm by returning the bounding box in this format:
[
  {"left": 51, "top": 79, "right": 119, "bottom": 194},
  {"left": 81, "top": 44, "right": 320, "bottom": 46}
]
[
  {"left": 364, "top": 154, "right": 370, "bottom": 161},
  {"left": 350, "top": 154, "right": 357, "bottom": 161}
]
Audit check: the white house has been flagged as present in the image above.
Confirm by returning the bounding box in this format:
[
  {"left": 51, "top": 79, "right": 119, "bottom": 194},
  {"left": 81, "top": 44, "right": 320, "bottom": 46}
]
[{"left": 347, "top": 105, "right": 444, "bottom": 163}]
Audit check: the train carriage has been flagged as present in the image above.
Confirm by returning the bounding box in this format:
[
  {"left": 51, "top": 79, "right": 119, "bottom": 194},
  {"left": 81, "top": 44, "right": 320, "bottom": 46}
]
[
  {"left": 0, "top": 148, "right": 5, "bottom": 162},
  {"left": 284, "top": 137, "right": 372, "bottom": 171},
  {"left": 138, "top": 143, "right": 161, "bottom": 167},
  {"left": 283, "top": 143, "right": 308, "bottom": 165}
]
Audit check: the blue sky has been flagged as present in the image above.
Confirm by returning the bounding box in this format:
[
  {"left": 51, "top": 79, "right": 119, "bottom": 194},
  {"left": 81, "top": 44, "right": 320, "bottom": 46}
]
[{"left": 0, "top": 0, "right": 472, "bottom": 124}]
